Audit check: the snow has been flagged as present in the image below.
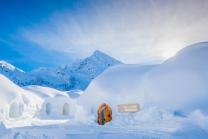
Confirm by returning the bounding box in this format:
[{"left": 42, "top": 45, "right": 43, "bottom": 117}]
[
  {"left": 78, "top": 64, "right": 157, "bottom": 115},
  {"left": 144, "top": 42, "right": 208, "bottom": 113},
  {"left": 0, "top": 61, "right": 23, "bottom": 72},
  {"left": 0, "top": 74, "right": 42, "bottom": 123},
  {"left": 66, "top": 89, "right": 84, "bottom": 98},
  {"left": 0, "top": 43, "right": 208, "bottom": 138},
  {"left": 0, "top": 122, "right": 7, "bottom": 138},
  {"left": 0, "top": 50, "right": 121, "bottom": 91},
  {"left": 79, "top": 42, "right": 208, "bottom": 115},
  {"left": 0, "top": 76, "right": 23, "bottom": 105},
  {"left": 56, "top": 50, "right": 121, "bottom": 90},
  {"left": 1, "top": 110, "right": 208, "bottom": 139},
  {"left": 75, "top": 42, "right": 208, "bottom": 138},
  {"left": 24, "top": 85, "right": 81, "bottom": 119},
  {"left": 24, "top": 85, "right": 69, "bottom": 98}
]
